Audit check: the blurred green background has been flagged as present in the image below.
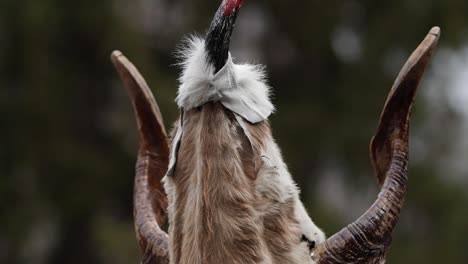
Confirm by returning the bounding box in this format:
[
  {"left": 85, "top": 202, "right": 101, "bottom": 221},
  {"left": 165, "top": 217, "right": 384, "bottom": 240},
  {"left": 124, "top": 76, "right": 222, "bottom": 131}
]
[{"left": 1, "top": 0, "right": 468, "bottom": 263}]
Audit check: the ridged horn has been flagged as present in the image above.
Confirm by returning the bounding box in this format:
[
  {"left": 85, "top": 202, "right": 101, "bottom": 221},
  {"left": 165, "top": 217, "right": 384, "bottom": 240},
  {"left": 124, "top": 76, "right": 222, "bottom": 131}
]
[
  {"left": 205, "top": 0, "right": 244, "bottom": 72},
  {"left": 312, "top": 27, "right": 440, "bottom": 264},
  {"left": 111, "top": 51, "right": 170, "bottom": 264}
]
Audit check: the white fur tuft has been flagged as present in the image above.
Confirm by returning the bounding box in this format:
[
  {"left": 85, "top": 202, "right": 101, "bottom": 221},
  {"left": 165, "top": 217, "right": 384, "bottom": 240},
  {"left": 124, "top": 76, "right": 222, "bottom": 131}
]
[
  {"left": 175, "top": 36, "right": 214, "bottom": 109},
  {"left": 175, "top": 36, "right": 275, "bottom": 123}
]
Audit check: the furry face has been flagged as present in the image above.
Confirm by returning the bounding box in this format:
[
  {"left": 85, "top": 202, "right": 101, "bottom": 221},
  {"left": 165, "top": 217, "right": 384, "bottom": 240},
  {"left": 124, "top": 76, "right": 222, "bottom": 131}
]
[{"left": 163, "top": 37, "right": 325, "bottom": 264}]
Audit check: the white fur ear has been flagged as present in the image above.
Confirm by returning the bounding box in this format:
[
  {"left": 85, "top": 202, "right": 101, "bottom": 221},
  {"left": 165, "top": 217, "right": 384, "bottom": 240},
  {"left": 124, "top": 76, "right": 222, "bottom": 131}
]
[
  {"left": 175, "top": 36, "right": 216, "bottom": 109},
  {"left": 175, "top": 36, "right": 275, "bottom": 123},
  {"left": 222, "top": 63, "right": 275, "bottom": 123}
]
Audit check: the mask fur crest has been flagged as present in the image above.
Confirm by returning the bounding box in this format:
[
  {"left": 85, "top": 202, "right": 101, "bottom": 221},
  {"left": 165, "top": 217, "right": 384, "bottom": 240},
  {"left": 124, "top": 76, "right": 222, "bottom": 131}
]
[{"left": 175, "top": 36, "right": 275, "bottom": 123}]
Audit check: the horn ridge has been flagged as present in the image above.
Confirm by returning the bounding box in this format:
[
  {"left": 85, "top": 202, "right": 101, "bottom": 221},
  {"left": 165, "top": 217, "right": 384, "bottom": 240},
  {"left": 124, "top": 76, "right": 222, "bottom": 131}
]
[
  {"left": 312, "top": 27, "right": 440, "bottom": 264},
  {"left": 111, "top": 50, "right": 170, "bottom": 264}
]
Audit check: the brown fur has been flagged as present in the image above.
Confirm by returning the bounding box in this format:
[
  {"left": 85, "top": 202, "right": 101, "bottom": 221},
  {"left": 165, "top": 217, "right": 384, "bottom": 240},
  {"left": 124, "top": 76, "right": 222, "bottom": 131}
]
[{"left": 164, "top": 102, "right": 310, "bottom": 264}]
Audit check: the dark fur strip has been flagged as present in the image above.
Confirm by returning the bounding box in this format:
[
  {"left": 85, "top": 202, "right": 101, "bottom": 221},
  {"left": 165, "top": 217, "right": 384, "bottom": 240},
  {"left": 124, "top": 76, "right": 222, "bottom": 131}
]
[
  {"left": 312, "top": 27, "right": 440, "bottom": 264},
  {"left": 111, "top": 51, "right": 170, "bottom": 264}
]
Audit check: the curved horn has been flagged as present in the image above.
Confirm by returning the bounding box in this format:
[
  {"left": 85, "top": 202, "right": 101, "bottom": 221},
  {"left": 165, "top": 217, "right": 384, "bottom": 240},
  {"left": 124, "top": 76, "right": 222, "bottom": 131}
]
[
  {"left": 312, "top": 27, "right": 440, "bottom": 264},
  {"left": 205, "top": 0, "right": 244, "bottom": 72},
  {"left": 111, "top": 51, "right": 170, "bottom": 264}
]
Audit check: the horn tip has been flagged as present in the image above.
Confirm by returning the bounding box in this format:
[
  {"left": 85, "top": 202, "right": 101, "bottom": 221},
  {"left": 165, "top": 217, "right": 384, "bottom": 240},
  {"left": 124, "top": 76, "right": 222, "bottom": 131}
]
[
  {"left": 429, "top": 26, "right": 441, "bottom": 37},
  {"left": 111, "top": 50, "right": 124, "bottom": 63},
  {"left": 224, "top": 0, "right": 244, "bottom": 16}
]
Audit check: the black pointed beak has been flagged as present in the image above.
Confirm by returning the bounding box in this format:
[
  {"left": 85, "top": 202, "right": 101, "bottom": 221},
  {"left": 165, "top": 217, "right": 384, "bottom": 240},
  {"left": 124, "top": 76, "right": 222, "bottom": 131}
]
[{"left": 205, "top": 0, "right": 244, "bottom": 73}]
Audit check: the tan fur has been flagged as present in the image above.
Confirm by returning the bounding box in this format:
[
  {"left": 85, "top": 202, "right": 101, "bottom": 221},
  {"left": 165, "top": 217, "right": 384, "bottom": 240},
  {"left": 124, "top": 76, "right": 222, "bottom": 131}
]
[{"left": 163, "top": 102, "right": 315, "bottom": 264}]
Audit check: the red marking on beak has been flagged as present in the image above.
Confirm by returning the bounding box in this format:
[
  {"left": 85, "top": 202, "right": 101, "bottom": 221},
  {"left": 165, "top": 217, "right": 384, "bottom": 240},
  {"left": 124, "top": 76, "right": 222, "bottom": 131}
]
[{"left": 223, "top": 0, "right": 243, "bottom": 16}]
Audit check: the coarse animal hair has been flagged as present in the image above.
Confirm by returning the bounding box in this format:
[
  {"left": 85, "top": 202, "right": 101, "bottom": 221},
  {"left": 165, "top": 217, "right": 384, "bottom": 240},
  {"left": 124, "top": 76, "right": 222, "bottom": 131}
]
[{"left": 162, "top": 36, "right": 325, "bottom": 264}]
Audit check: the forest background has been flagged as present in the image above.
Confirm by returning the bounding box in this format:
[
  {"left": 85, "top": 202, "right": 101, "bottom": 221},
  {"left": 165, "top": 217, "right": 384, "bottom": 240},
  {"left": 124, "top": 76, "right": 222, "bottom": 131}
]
[{"left": 1, "top": 0, "right": 468, "bottom": 263}]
